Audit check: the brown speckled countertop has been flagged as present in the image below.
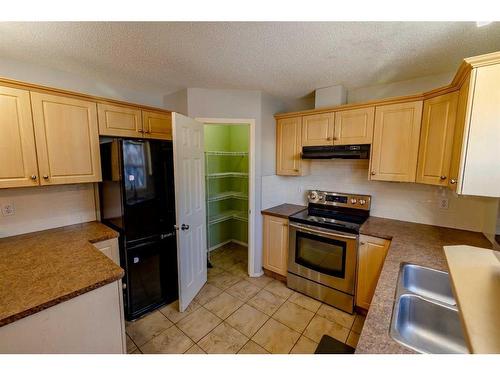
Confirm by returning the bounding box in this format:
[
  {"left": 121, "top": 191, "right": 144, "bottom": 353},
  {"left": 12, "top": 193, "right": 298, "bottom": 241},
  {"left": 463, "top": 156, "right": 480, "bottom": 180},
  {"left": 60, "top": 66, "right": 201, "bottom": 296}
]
[
  {"left": 261, "top": 204, "right": 306, "bottom": 219},
  {"left": 355, "top": 216, "right": 493, "bottom": 354},
  {"left": 0, "top": 222, "right": 123, "bottom": 327}
]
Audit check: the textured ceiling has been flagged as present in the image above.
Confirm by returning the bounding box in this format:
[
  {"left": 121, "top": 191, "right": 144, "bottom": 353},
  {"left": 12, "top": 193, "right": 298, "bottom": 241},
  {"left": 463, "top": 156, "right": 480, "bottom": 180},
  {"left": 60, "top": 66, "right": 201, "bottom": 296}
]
[{"left": 0, "top": 22, "right": 499, "bottom": 98}]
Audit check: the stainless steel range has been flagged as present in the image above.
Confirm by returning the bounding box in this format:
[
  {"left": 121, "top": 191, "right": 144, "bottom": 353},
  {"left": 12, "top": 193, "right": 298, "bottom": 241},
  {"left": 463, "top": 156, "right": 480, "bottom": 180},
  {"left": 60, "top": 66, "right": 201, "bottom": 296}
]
[{"left": 287, "top": 190, "right": 371, "bottom": 314}]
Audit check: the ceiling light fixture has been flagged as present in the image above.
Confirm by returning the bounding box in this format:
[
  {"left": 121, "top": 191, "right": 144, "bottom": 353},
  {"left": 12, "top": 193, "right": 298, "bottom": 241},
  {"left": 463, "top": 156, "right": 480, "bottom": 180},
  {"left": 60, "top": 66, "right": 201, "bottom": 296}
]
[{"left": 476, "top": 21, "right": 493, "bottom": 27}]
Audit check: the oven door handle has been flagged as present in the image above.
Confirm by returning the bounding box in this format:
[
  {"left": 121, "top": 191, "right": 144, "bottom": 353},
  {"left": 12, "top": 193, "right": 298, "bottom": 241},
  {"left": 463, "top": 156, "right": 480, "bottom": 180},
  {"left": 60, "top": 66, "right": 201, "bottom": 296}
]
[{"left": 289, "top": 223, "right": 358, "bottom": 241}]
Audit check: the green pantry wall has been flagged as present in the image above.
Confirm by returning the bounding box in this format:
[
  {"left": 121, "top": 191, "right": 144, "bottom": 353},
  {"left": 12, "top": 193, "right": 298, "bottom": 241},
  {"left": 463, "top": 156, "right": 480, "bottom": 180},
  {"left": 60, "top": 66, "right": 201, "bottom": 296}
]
[{"left": 205, "top": 124, "right": 249, "bottom": 251}]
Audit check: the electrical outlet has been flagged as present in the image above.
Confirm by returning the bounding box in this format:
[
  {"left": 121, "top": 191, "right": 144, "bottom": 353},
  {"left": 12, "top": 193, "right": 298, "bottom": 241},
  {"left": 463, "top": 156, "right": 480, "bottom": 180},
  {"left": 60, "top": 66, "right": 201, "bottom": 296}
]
[
  {"left": 1, "top": 203, "right": 15, "bottom": 216},
  {"left": 438, "top": 198, "right": 449, "bottom": 210}
]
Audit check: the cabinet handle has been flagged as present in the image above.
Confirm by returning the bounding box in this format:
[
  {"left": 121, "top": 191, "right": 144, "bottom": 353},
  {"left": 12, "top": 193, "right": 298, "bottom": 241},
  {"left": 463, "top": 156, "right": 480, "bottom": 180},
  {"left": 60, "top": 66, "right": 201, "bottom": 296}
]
[
  {"left": 360, "top": 242, "right": 366, "bottom": 245},
  {"left": 371, "top": 171, "right": 376, "bottom": 175},
  {"left": 327, "top": 137, "right": 333, "bottom": 141},
  {"left": 43, "top": 175, "right": 49, "bottom": 180},
  {"left": 450, "top": 178, "right": 457, "bottom": 185},
  {"left": 30, "top": 175, "right": 37, "bottom": 180},
  {"left": 138, "top": 129, "right": 144, "bottom": 133},
  {"left": 294, "top": 169, "right": 299, "bottom": 172},
  {"left": 440, "top": 176, "right": 447, "bottom": 180}
]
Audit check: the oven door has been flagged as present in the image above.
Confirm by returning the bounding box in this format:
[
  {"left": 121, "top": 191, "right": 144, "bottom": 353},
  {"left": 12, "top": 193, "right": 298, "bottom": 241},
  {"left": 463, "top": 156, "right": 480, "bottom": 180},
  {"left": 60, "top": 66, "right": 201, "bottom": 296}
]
[{"left": 288, "top": 222, "right": 358, "bottom": 295}]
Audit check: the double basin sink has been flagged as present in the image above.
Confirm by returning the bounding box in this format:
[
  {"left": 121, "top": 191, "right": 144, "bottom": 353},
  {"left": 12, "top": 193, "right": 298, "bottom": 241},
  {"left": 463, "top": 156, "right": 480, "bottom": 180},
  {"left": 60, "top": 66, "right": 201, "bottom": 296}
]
[{"left": 389, "top": 263, "right": 468, "bottom": 354}]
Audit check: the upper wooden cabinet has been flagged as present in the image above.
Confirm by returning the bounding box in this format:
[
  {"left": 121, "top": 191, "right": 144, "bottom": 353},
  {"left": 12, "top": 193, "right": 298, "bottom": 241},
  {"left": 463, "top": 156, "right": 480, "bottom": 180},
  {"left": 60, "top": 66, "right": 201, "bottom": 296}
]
[
  {"left": 0, "top": 86, "right": 39, "bottom": 189},
  {"left": 31, "top": 92, "right": 101, "bottom": 185},
  {"left": 416, "top": 92, "right": 459, "bottom": 186},
  {"left": 450, "top": 64, "right": 500, "bottom": 197},
  {"left": 142, "top": 110, "right": 172, "bottom": 140},
  {"left": 97, "top": 103, "right": 143, "bottom": 138},
  {"left": 334, "top": 107, "right": 375, "bottom": 145},
  {"left": 302, "top": 113, "right": 335, "bottom": 146},
  {"left": 262, "top": 214, "right": 289, "bottom": 277},
  {"left": 356, "top": 235, "right": 390, "bottom": 310},
  {"left": 370, "top": 101, "right": 423, "bottom": 182},
  {"left": 276, "top": 116, "right": 306, "bottom": 176}
]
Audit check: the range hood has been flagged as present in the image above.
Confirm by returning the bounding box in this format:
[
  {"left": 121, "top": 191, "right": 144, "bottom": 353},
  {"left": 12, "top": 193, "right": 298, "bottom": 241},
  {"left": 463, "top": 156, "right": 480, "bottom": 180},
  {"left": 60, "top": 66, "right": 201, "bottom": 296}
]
[{"left": 301, "top": 145, "right": 370, "bottom": 159}]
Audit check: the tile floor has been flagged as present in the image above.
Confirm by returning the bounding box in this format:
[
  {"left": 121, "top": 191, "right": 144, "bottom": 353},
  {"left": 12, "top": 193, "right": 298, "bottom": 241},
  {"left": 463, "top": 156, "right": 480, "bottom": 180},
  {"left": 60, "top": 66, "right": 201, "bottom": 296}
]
[{"left": 125, "top": 242, "right": 366, "bottom": 354}]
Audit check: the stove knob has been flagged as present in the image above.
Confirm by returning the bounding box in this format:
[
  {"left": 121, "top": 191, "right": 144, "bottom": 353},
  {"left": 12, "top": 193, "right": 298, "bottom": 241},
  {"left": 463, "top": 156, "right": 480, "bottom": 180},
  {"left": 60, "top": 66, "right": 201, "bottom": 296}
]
[
  {"left": 359, "top": 199, "right": 366, "bottom": 205},
  {"left": 350, "top": 198, "right": 357, "bottom": 204},
  {"left": 308, "top": 191, "right": 318, "bottom": 202}
]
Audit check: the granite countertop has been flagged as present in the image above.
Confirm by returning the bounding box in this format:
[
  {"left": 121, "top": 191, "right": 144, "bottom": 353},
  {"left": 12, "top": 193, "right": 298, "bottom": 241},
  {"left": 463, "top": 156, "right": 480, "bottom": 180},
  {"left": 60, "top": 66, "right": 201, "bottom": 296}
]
[
  {"left": 0, "top": 222, "right": 123, "bottom": 327},
  {"left": 261, "top": 204, "right": 306, "bottom": 219},
  {"left": 355, "top": 216, "right": 493, "bottom": 354}
]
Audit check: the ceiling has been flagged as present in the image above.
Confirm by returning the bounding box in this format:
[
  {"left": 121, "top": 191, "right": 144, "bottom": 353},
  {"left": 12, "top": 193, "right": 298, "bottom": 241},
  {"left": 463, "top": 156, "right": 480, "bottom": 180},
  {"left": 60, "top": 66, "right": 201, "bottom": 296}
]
[{"left": 0, "top": 22, "right": 499, "bottom": 99}]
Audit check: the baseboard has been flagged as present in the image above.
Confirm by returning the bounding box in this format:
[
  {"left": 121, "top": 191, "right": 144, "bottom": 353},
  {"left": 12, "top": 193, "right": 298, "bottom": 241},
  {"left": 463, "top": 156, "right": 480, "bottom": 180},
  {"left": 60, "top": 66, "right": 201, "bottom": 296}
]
[
  {"left": 249, "top": 270, "right": 264, "bottom": 278},
  {"left": 208, "top": 239, "right": 248, "bottom": 252}
]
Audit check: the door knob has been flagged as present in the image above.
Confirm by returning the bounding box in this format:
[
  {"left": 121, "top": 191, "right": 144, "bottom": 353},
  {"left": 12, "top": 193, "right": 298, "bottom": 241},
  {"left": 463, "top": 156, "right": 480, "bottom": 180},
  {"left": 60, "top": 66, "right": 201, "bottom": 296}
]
[{"left": 175, "top": 224, "right": 190, "bottom": 231}]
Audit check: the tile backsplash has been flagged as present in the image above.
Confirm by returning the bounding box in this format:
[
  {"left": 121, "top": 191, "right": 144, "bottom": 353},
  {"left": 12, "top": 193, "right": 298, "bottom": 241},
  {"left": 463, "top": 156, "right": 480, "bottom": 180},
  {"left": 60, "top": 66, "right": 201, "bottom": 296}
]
[{"left": 262, "top": 159, "right": 499, "bottom": 234}]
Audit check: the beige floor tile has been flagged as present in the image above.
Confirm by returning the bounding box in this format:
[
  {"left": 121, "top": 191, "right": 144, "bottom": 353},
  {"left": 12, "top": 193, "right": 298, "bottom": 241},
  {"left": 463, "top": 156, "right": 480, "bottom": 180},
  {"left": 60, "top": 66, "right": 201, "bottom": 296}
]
[
  {"left": 290, "top": 335, "right": 318, "bottom": 354},
  {"left": 351, "top": 314, "right": 366, "bottom": 334},
  {"left": 140, "top": 325, "right": 194, "bottom": 354},
  {"left": 303, "top": 315, "right": 350, "bottom": 344},
  {"left": 226, "top": 280, "right": 261, "bottom": 301},
  {"left": 252, "top": 318, "right": 301, "bottom": 354},
  {"left": 126, "top": 334, "right": 137, "bottom": 353},
  {"left": 238, "top": 340, "right": 269, "bottom": 354},
  {"left": 194, "top": 283, "right": 223, "bottom": 305},
  {"left": 185, "top": 344, "right": 206, "bottom": 354},
  {"left": 126, "top": 310, "right": 173, "bottom": 346},
  {"left": 264, "top": 280, "right": 293, "bottom": 299},
  {"left": 247, "top": 289, "right": 286, "bottom": 315},
  {"left": 159, "top": 300, "right": 201, "bottom": 323},
  {"left": 204, "top": 292, "right": 244, "bottom": 319},
  {"left": 226, "top": 304, "right": 269, "bottom": 337},
  {"left": 288, "top": 292, "right": 322, "bottom": 313},
  {"left": 176, "top": 306, "right": 222, "bottom": 342},
  {"left": 198, "top": 322, "right": 248, "bottom": 354},
  {"left": 346, "top": 331, "right": 360, "bottom": 348},
  {"left": 207, "top": 266, "right": 224, "bottom": 278},
  {"left": 214, "top": 255, "right": 240, "bottom": 270},
  {"left": 316, "top": 304, "right": 355, "bottom": 329},
  {"left": 246, "top": 274, "right": 273, "bottom": 288},
  {"left": 227, "top": 262, "right": 248, "bottom": 278},
  {"left": 273, "top": 301, "right": 315, "bottom": 333},
  {"left": 207, "top": 271, "right": 242, "bottom": 290}
]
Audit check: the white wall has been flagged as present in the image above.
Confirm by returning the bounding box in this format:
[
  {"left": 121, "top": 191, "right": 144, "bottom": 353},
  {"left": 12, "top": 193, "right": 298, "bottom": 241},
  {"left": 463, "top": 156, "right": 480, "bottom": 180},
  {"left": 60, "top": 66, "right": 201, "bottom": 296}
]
[
  {"left": 262, "top": 160, "right": 499, "bottom": 234},
  {"left": 0, "top": 184, "right": 97, "bottom": 238}
]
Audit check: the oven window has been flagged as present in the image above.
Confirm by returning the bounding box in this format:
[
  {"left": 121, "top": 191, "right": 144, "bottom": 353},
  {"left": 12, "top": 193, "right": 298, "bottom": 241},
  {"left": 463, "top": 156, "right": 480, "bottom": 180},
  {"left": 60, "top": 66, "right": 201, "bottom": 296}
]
[{"left": 295, "top": 231, "right": 346, "bottom": 278}]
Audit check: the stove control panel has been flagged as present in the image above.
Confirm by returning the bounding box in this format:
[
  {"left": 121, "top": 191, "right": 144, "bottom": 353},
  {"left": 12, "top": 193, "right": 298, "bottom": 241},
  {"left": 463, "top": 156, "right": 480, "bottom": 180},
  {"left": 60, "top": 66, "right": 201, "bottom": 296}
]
[{"left": 307, "top": 190, "right": 371, "bottom": 210}]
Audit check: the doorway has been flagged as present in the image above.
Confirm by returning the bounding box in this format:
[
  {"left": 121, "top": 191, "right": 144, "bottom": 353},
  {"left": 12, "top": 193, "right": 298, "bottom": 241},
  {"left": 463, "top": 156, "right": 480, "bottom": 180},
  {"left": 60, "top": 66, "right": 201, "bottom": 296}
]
[{"left": 197, "top": 118, "right": 257, "bottom": 278}]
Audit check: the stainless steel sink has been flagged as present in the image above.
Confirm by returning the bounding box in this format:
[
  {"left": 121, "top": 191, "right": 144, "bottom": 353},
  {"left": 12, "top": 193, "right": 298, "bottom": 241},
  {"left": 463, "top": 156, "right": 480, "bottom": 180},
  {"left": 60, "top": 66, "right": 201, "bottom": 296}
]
[
  {"left": 389, "top": 263, "right": 469, "bottom": 354},
  {"left": 401, "top": 264, "right": 456, "bottom": 306}
]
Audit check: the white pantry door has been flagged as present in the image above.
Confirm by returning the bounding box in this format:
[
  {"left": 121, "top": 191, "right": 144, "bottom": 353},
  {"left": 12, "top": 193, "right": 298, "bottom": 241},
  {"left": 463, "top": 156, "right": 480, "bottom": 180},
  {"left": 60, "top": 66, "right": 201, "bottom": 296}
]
[{"left": 172, "top": 113, "right": 207, "bottom": 312}]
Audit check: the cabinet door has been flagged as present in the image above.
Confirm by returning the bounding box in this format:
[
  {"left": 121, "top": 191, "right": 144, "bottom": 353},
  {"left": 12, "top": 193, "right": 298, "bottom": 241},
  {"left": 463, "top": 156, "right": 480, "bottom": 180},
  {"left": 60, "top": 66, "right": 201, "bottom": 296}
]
[
  {"left": 370, "top": 101, "right": 423, "bottom": 182},
  {"left": 416, "top": 92, "right": 458, "bottom": 186},
  {"left": 263, "top": 215, "right": 289, "bottom": 276},
  {"left": 0, "top": 86, "right": 39, "bottom": 188},
  {"left": 302, "top": 113, "right": 335, "bottom": 146},
  {"left": 356, "top": 235, "right": 390, "bottom": 310},
  {"left": 94, "top": 238, "right": 120, "bottom": 266},
  {"left": 97, "top": 103, "right": 143, "bottom": 138},
  {"left": 334, "top": 107, "right": 375, "bottom": 145},
  {"left": 142, "top": 110, "right": 172, "bottom": 140},
  {"left": 276, "top": 117, "right": 304, "bottom": 176},
  {"left": 448, "top": 74, "right": 471, "bottom": 191},
  {"left": 31, "top": 92, "right": 102, "bottom": 185}
]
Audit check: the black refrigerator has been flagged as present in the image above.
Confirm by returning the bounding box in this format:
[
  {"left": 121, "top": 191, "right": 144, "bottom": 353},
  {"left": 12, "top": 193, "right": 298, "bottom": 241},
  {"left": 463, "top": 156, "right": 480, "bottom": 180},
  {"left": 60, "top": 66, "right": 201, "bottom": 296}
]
[{"left": 99, "top": 138, "right": 178, "bottom": 320}]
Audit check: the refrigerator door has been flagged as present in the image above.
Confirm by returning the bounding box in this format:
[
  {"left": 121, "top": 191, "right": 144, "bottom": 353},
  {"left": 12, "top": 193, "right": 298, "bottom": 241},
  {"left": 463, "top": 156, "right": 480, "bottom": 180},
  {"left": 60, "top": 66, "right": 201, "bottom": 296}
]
[
  {"left": 122, "top": 139, "right": 176, "bottom": 243},
  {"left": 124, "top": 236, "right": 178, "bottom": 320}
]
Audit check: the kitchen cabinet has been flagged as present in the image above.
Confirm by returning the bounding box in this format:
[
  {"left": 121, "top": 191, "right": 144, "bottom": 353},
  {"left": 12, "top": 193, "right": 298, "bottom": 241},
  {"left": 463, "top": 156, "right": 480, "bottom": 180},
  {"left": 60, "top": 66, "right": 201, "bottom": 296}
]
[
  {"left": 334, "top": 107, "right": 375, "bottom": 145},
  {"left": 0, "top": 86, "right": 39, "bottom": 188},
  {"left": 94, "top": 238, "right": 121, "bottom": 266},
  {"left": 142, "top": 110, "right": 172, "bottom": 140},
  {"left": 276, "top": 116, "right": 307, "bottom": 176},
  {"left": 356, "top": 235, "right": 390, "bottom": 310},
  {"left": 370, "top": 101, "right": 423, "bottom": 182},
  {"left": 262, "top": 214, "right": 289, "bottom": 277},
  {"left": 31, "top": 92, "right": 101, "bottom": 185},
  {"left": 302, "top": 112, "right": 335, "bottom": 146},
  {"left": 416, "top": 92, "right": 459, "bottom": 186},
  {"left": 449, "top": 64, "right": 500, "bottom": 197},
  {"left": 97, "top": 103, "right": 143, "bottom": 138}
]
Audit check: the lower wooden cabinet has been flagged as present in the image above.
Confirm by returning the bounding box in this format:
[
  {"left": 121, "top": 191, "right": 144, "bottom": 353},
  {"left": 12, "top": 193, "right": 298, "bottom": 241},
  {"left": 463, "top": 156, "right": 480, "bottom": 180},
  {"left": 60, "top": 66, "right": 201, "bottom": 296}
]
[
  {"left": 262, "top": 214, "right": 289, "bottom": 276},
  {"left": 356, "top": 235, "right": 391, "bottom": 310},
  {"left": 369, "top": 101, "right": 423, "bottom": 182}
]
